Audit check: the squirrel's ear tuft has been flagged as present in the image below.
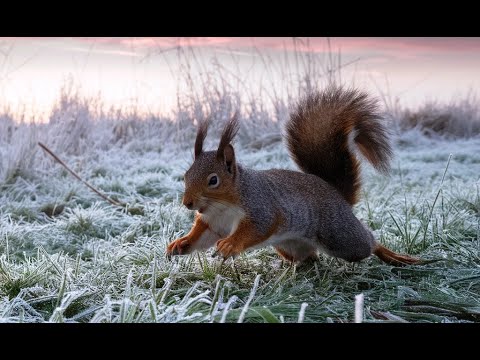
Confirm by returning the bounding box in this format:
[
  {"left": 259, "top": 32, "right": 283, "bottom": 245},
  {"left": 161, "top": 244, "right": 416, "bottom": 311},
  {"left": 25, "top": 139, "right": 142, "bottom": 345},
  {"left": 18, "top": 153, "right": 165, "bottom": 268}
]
[
  {"left": 194, "top": 118, "right": 210, "bottom": 159},
  {"left": 217, "top": 111, "right": 239, "bottom": 157}
]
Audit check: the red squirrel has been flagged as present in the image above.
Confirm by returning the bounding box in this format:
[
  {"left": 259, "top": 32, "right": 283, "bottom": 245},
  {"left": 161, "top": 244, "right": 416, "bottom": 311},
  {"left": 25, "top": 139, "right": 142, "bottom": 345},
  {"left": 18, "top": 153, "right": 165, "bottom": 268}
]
[{"left": 167, "top": 86, "right": 420, "bottom": 266}]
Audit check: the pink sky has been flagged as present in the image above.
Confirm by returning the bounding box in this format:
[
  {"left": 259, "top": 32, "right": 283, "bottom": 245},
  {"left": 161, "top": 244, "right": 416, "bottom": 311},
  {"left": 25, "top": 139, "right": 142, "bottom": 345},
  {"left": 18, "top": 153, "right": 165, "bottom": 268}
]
[
  {"left": 1, "top": 37, "right": 480, "bottom": 119},
  {"left": 72, "top": 37, "right": 480, "bottom": 54},
  {"left": 7, "top": 37, "right": 480, "bottom": 58}
]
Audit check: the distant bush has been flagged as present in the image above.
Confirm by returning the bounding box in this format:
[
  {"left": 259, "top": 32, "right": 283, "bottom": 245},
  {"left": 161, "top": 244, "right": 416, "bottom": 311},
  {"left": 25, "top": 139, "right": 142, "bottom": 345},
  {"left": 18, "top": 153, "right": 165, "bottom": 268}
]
[{"left": 396, "top": 94, "right": 480, "bottom": 139}]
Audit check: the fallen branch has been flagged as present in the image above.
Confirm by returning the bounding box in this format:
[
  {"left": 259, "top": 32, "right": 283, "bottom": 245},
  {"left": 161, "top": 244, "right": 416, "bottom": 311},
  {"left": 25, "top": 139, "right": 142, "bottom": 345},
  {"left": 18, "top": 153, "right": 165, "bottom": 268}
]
[{"left": 38, "top": 142, "right": 125, "bottom": 208}]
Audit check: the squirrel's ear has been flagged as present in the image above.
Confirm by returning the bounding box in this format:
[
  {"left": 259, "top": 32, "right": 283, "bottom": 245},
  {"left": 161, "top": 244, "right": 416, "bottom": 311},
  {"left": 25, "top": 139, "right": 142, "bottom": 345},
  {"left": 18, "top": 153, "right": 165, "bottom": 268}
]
[
  {"left": 216, "top": 112, "right": 240, "bottom": 172},
  {"left": 222, "top": 144, "right": 236, "bottom": 174}
]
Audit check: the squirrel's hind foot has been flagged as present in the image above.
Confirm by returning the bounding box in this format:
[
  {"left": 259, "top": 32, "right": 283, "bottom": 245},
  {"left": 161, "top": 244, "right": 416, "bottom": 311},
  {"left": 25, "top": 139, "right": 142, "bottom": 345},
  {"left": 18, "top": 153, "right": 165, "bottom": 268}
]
[{"left": 275, "top": 246, "right": 318, "bottom": 264}]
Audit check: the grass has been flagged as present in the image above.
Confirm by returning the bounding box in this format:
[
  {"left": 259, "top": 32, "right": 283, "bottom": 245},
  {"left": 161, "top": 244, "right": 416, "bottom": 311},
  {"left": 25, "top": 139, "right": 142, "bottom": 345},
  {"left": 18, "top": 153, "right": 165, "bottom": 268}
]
[
  {"left": 0, "top": 121, "right": 479, "bottom": 323},
  {"left": 397, "top": 92, "right": 480, "bottom": 139}
]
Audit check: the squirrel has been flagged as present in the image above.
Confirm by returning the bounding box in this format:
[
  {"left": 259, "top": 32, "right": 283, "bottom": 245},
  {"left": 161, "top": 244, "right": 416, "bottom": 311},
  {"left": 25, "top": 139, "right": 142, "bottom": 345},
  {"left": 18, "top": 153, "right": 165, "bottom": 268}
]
[{"left": 166, "top": 85, "right": 420, "bottom": 266}]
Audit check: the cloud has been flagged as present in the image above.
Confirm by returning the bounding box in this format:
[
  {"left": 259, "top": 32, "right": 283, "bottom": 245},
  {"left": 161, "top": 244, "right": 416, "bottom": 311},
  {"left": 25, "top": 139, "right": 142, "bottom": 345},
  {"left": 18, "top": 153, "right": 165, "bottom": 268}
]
[
  {"left": 213, "top": 49, "right": 259, "bottom": 57},
  {"left": 67, "top": 46, "right": 142, "bottom": 57},
  {"left": 329, "top": 37, "right": 480, "bottom": 57},
  {"left": 69, "top": 37, "right": 480, "bottom": 61},
  {"left": 6, "top": 37, "right": 480, "bottom": 60}
]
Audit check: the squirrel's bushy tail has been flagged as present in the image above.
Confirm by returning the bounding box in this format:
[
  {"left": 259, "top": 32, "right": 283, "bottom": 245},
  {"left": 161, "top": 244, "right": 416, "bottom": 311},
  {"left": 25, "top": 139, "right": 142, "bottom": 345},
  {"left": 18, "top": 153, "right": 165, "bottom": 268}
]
[{"left": 286, "top": 85, "right": 392, "bottom": 205}]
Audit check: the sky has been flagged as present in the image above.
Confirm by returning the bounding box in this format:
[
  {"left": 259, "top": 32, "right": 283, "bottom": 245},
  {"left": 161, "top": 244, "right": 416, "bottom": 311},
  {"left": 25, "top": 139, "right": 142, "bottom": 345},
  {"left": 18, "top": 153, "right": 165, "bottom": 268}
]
[{"left": 1, "top": 37, "right": 480, "bottom": 120}]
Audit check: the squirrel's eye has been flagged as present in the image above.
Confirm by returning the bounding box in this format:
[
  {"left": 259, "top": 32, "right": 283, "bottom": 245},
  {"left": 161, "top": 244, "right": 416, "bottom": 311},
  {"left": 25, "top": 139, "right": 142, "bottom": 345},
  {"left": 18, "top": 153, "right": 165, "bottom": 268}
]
[
  {"left": 207, "top": 173, "right": 220, "bottom": 188},
  {"left": 208, "top": 176, "right": 218, "bottom": 186}
]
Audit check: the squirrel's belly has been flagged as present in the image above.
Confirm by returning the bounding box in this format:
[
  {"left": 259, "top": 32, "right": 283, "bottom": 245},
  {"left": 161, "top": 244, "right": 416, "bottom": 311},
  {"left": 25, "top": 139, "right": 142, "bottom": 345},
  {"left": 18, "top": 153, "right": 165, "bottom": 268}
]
[{"left": 199, "top": 204, "right": 246, "bottom": 238}]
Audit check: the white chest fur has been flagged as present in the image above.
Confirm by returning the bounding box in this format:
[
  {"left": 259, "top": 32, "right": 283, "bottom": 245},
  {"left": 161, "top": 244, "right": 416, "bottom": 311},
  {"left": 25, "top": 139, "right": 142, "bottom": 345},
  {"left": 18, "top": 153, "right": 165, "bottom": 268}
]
[{"left": 199, "top": 203, "right": 245, "bottom": 238}]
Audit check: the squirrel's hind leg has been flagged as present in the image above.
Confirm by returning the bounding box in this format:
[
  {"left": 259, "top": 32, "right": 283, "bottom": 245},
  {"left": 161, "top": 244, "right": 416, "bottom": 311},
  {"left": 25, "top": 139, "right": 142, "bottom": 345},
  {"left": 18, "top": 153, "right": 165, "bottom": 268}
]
[{"left": 275, "top": 240, "right": 317, "bottom": 263}]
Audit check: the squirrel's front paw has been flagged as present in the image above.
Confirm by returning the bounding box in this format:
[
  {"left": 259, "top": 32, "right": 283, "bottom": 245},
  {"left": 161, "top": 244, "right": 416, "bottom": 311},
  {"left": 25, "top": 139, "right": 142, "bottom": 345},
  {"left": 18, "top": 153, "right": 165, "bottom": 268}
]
[
  {"left": 166, "top": 237, "right": 193, "bottom": 257},
  {"left": 214, "top": 238, "right": 241, "bottom": 259}
]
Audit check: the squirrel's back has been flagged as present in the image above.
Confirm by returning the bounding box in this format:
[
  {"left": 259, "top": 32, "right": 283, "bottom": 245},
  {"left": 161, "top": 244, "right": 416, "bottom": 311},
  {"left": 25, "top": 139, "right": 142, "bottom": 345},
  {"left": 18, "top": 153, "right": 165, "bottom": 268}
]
[{"left": 286, "top": 86, "right": 392, "bottom": 205}]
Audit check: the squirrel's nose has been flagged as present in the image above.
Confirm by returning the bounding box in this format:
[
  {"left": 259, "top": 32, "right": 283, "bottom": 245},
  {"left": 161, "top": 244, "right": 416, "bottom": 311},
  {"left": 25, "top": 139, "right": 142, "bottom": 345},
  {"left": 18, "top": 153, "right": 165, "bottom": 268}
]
[{"left": 182, "top": 195, "right": 195, "bottom": 210}]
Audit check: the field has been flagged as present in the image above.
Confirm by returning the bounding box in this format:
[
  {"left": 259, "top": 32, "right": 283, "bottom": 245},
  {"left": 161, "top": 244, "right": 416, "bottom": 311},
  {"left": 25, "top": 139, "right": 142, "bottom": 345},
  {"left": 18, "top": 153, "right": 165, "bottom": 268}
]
[
  {"left": 1, "top": 40, "right": 480, "bottom": 322},
  {"left": 0, "top": 89, "right": 479, "bottom": 323}
]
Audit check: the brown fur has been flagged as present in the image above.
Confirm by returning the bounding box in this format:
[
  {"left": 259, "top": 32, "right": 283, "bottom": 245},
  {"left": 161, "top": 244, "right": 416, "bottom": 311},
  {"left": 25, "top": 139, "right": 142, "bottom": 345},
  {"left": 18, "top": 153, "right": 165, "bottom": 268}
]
[
  {"left": 286, "top": 86, "right": 392, "bottom": 205},
  {"left": 215, "top": 214, "right": 282, "bottom": 258},
  {"left": 201, "top": 191, "right": 240, "bottom": 207},
  {"left": 373, "top": 243, "right": 421, "bottom": 266},
  {"left": 275, "top": 246, "right": 318, "bottom": 262},
  {"left": 275, "top": 247, "right": 295, "bottom": 262}
]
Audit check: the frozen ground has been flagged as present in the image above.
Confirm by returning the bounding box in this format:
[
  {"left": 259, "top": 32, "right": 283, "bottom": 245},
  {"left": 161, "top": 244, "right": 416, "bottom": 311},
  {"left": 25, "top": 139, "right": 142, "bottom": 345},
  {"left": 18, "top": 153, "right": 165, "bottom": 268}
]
[{"left": 0, "top": 112, "right": 479, "bottom": 323}]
